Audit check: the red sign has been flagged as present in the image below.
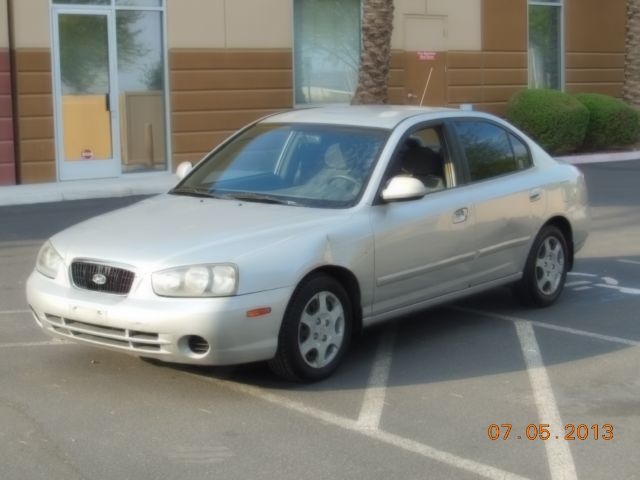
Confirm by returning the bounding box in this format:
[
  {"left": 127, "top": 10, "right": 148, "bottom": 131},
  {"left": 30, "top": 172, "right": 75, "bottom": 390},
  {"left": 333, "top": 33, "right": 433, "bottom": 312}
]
[
  {"left": 81, "top": 149, "right": 94, "bottom": 160},
  {"left": 417, "top": 51, "right": 437, "bottom": 61}
]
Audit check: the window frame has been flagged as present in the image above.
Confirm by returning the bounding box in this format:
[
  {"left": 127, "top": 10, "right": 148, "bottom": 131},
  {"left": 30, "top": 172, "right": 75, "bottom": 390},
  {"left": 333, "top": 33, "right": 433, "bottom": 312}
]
[
  {"left": 448, "top": 118, "right": 535, "bottom": 185},
  {"left": 373, "top": 120, "right": 463, "bottom": 205},
  {"left": 527, "top": 0, "right": 565, "bottom": 91}
]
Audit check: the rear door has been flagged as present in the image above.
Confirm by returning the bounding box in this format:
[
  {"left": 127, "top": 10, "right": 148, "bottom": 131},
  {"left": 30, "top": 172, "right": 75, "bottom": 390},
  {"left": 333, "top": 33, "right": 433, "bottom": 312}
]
[{"left": 450, "top": 119, "right": 544, "bottom": 284}]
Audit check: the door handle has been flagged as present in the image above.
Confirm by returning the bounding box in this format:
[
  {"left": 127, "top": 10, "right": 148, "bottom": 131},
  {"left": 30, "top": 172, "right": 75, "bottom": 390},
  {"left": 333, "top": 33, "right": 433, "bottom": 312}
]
[
  {"left": 105, "top": 93, "right": 110, "bottom": 112},
  {"left": 529, "top": 188, "right": 542, "bottom": 202},
  {"left": 453, "top": 207, "right": 468, "bottom": 224}
]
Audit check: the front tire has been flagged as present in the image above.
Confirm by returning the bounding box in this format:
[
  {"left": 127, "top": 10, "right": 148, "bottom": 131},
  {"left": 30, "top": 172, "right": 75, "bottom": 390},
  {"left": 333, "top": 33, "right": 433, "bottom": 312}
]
[
  {"left": 269, "top": 274, "right": 352, "bottom": 382},
  {"left": 515, "top": 225, "right": 569, "bottom": 308}
]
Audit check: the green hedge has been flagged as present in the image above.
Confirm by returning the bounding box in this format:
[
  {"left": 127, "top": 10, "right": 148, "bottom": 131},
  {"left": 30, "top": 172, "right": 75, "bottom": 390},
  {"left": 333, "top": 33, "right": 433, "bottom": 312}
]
[
  {"left": 574, "top": 93, "right": 640, "bottom": 150},
  {"left": 507, "top": 89, "right": 589, "bottom": 155}
]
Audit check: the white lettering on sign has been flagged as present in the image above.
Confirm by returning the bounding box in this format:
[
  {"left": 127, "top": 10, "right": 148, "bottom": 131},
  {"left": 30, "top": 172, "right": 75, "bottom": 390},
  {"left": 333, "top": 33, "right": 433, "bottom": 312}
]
[{"left": 417, "top": 51, "right": 437, "bottom": 61}]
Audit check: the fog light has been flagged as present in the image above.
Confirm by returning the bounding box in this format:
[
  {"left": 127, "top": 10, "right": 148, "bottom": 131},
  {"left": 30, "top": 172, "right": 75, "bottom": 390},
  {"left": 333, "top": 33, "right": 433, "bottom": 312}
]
[{"left": 187, "top": 335, "right": 210, "bottom": 355}]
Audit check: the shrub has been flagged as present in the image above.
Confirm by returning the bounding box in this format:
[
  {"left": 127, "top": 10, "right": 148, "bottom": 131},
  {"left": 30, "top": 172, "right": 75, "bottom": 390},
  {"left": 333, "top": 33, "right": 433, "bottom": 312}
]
[
  {"left": 574, "top": 93, "right": 640, "bottom": 150},
  {"left": 507, "top": 89, "right": 589, "bottom": 154}
]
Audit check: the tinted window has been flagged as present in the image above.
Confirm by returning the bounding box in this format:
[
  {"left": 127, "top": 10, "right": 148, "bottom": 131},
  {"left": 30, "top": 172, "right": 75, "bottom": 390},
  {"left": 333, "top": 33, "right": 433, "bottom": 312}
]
[
  {"left": 454, "top": 121, "right": 522, "bottom": 181},
  {"left": 510, "top": 133, "right": 533, "bottom": 170}
]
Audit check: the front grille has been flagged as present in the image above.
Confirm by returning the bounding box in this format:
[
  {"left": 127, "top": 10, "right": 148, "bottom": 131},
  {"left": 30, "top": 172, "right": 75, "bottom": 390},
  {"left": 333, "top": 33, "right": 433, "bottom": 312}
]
[
  {"left": 71, "top": 261, "right": 135, "bottom": 295},
  {"left": 44, "top": 314, "right": 167, "bottom": 353}
]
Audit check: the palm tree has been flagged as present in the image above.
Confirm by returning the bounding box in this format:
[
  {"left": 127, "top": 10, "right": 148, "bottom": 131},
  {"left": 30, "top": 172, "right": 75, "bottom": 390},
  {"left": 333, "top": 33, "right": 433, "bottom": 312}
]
[
  {"left": 624, "top": 0, "right": 640, "bottom": 107},
  {"left": 351, "top": 0, "right": 394, "bottom": 105}
]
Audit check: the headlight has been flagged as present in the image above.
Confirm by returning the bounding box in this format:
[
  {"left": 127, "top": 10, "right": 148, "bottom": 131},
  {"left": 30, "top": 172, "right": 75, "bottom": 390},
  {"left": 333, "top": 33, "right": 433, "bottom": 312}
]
[
  {"left": 36, "top": 241, "right": 63, "bottom": 279},
  {"left": 152, "top": 264, "right": 238, "bottom": 297}
]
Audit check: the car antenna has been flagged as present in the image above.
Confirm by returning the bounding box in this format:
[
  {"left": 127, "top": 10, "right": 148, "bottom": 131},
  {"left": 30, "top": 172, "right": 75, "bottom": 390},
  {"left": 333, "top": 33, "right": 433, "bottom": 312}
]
[{"left": 419, "top": 67, "right": 434, "bottom": 107}]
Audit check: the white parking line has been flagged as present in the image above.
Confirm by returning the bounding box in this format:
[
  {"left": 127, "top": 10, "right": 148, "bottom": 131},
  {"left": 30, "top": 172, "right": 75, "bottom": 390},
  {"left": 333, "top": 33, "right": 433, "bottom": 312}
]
[
  {"left": 0, "top": 309, "right": 30, "bottom": 316},
  {"left": 572, "top": 286, "right": 592, "bottom": 291},
  {"left": 184, "top": 372, "right": 530, "bottom": 480},
  {"left": 514, "top": 321, "right": 577, "bottom": 480},
  {"left": 595, "top": 283, "right": 640, "bottom": 295},
  {"left": 566, "top": 272, "right": 597, "bottom": 277},
  {"left": 564, "top": 281, "right": 590, "bottom": 287},
  {"left": 618, "top": 259, "right": 640, "bottom": 266},
  {"left": 453, "top": 307, "right": 640, "bottom": 347},
  {"left": 0, "top": 340, "right": 71, "bottom": 348},
  {"left": 356, "top": 326, "right": 396, "bottom": 431}
]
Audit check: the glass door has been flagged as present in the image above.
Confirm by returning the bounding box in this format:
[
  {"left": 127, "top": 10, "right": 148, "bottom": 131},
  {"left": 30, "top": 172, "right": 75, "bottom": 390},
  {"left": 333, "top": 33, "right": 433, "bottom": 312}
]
[
  {"left": 116, "top": 8, "right": 167, "bottom": 174},
  {"left": 52, "top": 9, "right": 121, "bottom": 180}
]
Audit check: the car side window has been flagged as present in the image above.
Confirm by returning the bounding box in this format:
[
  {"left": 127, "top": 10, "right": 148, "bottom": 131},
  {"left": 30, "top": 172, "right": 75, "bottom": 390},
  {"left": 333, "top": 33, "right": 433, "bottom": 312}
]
[
  {"left": 509, "top": 133, "right": 533, "bottom": 170},
  {"left": 454, "top": 120, "right": 530, "bottom": 182},
  {"left": 392, "top": 126, "right": 448, "bottom": 193}
]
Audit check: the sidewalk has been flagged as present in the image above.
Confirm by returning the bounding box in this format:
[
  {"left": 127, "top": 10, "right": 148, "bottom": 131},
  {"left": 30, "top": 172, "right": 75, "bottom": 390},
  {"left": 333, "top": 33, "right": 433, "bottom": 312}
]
[
  {"left": 0, "top": 151, "right": 638, "bottom": 208},
  {"left": 0, "top": 172, "right": 177, "bottom": 207}
]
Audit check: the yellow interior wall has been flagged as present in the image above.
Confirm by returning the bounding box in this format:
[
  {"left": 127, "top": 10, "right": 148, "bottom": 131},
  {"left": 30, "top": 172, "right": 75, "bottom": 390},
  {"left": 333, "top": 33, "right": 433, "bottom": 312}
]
[{"left": 62, "top": 95, "right": 111, "bottom": 161}]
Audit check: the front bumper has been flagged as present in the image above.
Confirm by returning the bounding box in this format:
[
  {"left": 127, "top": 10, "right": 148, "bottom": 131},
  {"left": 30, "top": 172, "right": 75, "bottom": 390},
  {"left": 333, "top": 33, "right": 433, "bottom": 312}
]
[{"left": 26, "top": 271, "right": 293, "bottom": 366}]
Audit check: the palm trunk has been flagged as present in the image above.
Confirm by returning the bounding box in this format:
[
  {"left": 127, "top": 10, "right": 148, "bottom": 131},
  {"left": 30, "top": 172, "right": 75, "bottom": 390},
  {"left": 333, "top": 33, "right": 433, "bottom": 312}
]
[
  {"left": 624, "top": 0, "right": 640, "bottom": 107},
  {"left": 351, "top": 0, "right": 394, "bottom": 105}
]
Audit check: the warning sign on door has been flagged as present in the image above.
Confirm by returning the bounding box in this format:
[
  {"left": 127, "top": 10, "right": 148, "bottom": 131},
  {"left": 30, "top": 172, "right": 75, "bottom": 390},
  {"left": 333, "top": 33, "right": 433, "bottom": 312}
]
[
  {"left": 417, "top": 51, "right": 437, "bottom": 61},
  {"left": 81, "top": 149, "right": 94, "bottom": 160}
]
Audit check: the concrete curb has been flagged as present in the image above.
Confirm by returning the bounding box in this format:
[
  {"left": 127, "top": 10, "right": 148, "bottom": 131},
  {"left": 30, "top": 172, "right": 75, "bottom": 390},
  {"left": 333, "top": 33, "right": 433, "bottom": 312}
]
[
  {"left": 0, "top": 151, "right": 638, "bottom": 208},
  {"left": 556, "top": 151, "right": 640, "bottom": 165},
  {"left": 0, "top": 173, "right": 176, "bottom": 207}
]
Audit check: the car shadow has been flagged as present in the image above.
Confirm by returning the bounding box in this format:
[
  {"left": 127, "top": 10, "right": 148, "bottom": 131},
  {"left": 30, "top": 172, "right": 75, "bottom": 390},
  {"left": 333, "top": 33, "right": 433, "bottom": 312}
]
[{"left": 156, "top": 253, "right": 640, "bottom": 392}]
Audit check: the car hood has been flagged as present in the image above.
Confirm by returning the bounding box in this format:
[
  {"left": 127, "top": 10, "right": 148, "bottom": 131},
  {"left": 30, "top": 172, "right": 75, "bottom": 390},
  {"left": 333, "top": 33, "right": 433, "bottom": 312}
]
[{"left": 51, "top": 194, "right": 350, "bottom": 271}]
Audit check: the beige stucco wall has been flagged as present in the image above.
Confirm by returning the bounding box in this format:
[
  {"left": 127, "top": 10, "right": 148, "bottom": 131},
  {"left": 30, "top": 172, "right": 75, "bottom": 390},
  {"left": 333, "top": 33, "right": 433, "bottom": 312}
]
[
  {"left": 392, "top": 0, "right": 482, "bottom": 51},
  {"left": 8, "top": 0, "right": 480, "bottom": 51},
  {"left": 168, "top": 0, "right": 479, "bottom": 51},
  {"left": 0, "top": 0, "right": 9, "bottom": 48},
  {"left": 11, "top": 0, "right": 50, "bottom": 48},
  {"left": 167, "top": 0, "right": 226, "bottom": 48},
  {"left": 167, "top": 0, "right": 292, "bottom": 49}
]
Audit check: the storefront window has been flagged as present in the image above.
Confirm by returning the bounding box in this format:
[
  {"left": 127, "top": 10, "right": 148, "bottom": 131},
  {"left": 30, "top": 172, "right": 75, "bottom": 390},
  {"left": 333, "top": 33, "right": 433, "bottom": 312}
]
[
  {"left": 117, "top": 9, "right": 167, "bottom": 172},
  {"left": 293, "top": 0, "right": 361, "bottom": 105},
  {"left": 528, "top": 0, "right": 563, "bottom": 89},
  {"left": 53, "top": 1, "right": 111, "bottom": 4},
  {"left": 53, "top": 1, "right": 163, "bottom": 6}
]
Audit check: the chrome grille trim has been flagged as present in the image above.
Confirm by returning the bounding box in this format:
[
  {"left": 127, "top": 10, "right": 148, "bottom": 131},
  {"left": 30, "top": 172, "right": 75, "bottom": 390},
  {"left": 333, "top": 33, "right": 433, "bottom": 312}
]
[
  {"left": 43, "top": 314, "right": 169, "bottom": 353},
  {"left": 70, "top": 261, "right": 135, "bottom": 295}
]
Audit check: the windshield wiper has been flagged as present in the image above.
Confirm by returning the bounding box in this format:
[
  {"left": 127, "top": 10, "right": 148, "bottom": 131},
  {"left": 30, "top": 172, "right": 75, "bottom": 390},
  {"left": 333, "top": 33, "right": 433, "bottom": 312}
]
[
  {"left": 221, "top": 192, "right": 299, "bottom": 206},
  {"left": 170, "top": 186, "right": 217, "bottom": 198}
]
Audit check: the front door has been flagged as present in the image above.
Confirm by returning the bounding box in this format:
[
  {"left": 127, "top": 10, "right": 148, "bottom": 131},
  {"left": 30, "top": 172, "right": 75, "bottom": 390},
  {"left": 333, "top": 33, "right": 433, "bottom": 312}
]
[
  {"left": 52, "top": 9, "right": 120, "bottom": 181},
  {"left": 370, "top": 124, "right": 477, "bottom": 318}
]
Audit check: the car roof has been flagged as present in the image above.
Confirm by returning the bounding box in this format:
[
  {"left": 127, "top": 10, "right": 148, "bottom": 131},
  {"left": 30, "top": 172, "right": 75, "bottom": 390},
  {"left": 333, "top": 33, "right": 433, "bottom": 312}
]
[{"left": 260, "top": 105, "right": 459, "bottom": 130}]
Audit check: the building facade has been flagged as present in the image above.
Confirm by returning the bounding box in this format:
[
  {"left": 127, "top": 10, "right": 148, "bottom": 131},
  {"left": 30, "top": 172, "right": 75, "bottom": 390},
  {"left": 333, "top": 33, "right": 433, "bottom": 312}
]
[{"left": 0, "top": 0, "right": 626, "bottom": 185}]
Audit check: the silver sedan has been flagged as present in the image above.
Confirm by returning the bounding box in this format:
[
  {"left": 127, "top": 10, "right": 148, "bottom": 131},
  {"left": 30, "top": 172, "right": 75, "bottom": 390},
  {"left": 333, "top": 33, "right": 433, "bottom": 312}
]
[{"left": 26, "top": 106, "right": 589, "bottom": 381}]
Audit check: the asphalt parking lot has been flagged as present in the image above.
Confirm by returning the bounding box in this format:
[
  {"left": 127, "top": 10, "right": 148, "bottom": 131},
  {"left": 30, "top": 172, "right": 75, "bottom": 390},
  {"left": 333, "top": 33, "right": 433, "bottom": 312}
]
[{"left": 1, "top": 160, "right": 639, "bottom": 480}]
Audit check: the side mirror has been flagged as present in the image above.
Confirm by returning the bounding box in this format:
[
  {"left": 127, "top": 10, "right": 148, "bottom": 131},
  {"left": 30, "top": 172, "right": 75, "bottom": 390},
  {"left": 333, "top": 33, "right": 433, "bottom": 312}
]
[
  {"left": 175, "top": 161, "right": 193, "bottom": 180},
  {"left": 381, "top": 176, "right": 427, "bottom": 202}
]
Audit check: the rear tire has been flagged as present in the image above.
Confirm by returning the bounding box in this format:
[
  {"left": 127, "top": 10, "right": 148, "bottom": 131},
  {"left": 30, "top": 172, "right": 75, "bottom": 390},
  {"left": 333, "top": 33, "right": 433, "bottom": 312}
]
[
  {"left": 268, "top": 274, "right": 352, "bottom": 382},
  {"left": 514, "top": 225, "right": 568, "bottom": 308}
]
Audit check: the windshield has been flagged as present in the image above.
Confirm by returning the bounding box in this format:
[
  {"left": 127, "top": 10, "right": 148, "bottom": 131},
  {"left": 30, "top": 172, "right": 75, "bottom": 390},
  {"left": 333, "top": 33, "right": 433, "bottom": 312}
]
[{"left": 172, "top": 123, "right": 389, "bottom": 208}]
